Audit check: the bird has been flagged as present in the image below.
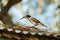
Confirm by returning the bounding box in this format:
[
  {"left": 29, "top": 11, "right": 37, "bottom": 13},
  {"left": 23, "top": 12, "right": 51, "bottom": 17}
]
[{"left": 21, "top": 15, "right": 47, "bottom": 27}]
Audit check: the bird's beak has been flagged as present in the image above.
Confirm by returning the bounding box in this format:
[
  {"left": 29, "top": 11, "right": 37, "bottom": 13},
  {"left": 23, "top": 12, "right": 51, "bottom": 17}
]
[
  {"left": 20, "top": 17, "right": 25, "bottom": 19},
  {"left": 20, "top": 18, "right": 23, "bottom": 19}
]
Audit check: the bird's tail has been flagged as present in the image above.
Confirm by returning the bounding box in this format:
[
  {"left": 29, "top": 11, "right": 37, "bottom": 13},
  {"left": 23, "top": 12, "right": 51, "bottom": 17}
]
[{"left": 39, "top": 23, "right": 48, "bottom": 27}]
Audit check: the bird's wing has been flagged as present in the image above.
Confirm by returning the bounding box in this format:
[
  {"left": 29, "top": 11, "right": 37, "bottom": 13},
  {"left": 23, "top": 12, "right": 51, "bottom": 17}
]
[
  {"left": 30, "top": 17, "right": 47, "bottom": 27},
  {"left": 30, "top": 17, "right": 40, "bottom": 23}
]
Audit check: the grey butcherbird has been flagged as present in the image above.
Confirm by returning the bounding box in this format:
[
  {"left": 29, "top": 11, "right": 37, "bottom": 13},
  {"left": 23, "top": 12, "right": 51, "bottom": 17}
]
[{"left": 21, "top": 15, "right": 47, "bottom": 27}]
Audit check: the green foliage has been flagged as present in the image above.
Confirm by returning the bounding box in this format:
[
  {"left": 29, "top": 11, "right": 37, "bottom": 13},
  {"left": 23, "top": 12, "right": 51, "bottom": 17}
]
[
  {"left": 0, "top": 0, "right": 3, "bottom": 9},
  {"left": 0, "top": 37, "right": 13, "bottom": 40}
]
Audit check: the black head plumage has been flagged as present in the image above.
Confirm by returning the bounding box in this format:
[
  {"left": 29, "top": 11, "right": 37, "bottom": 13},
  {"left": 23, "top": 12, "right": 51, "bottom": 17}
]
[{"left": 26, "top": 15, "right": 31, "bottom": 18}]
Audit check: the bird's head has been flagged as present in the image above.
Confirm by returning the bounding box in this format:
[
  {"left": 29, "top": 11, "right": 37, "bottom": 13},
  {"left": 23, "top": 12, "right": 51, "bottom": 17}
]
[
  {"left": 26, "top": 15, "right": 31, "bottom": 18},
  {"left": 20, "top": 15, "right": 31, "bottom": 19}
]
